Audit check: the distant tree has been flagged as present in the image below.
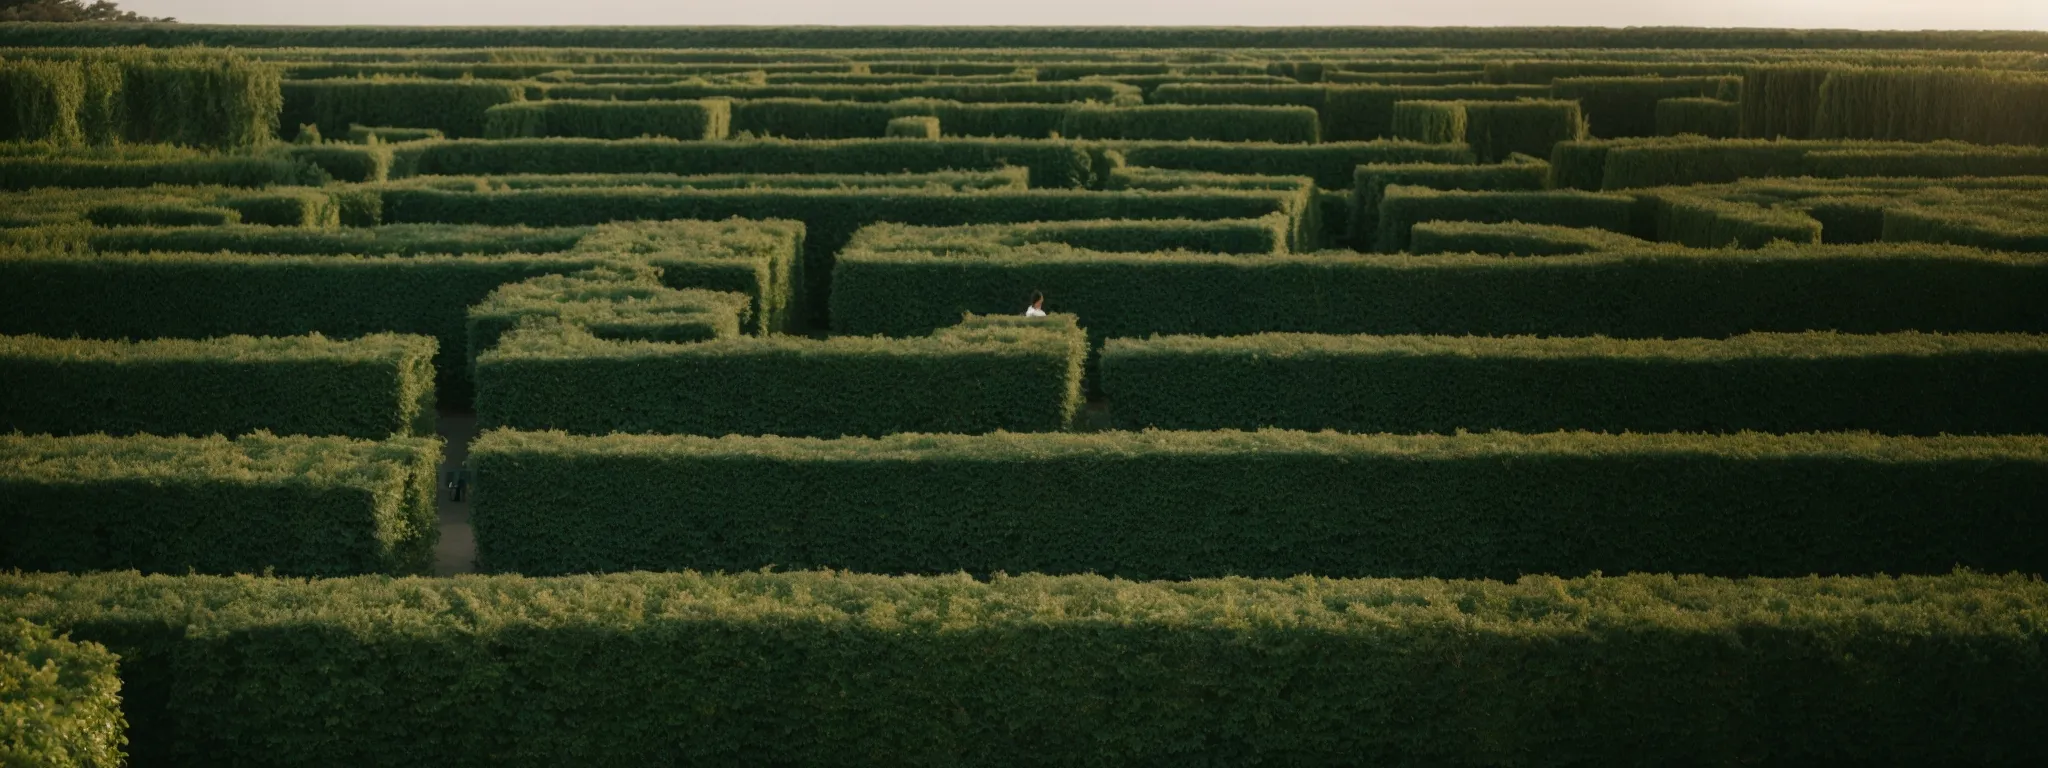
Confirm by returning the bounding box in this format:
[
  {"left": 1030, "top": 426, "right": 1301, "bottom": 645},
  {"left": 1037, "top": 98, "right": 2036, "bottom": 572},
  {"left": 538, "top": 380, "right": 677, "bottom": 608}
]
[{"left": 0, "top": 0, "right": 174, "bottom": 22}]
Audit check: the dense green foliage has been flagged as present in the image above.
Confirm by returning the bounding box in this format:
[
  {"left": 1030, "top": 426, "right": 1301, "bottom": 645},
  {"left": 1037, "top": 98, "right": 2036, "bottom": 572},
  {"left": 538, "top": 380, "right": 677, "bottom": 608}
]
[
  {"left": 0, "top": 218, "right": 801, "bottom": 404},
  {"left": 1059, "top": 104, "right": 1320, "bottom": 143},
  {"left": 1102, "top": 331, "right": 2048, "bottom": 435},
  {"left": 0, "top": 153, "right": 309, "bottom": 189},
  {"left": 1550, "top": 75, "right": 1741, "bottom": 137},
  {"left": 1388, "top": 100, "right": 1465, "bottom": 144},
  {"left": 1655, "top": 97, "right": 1740, "bottom": 137},
  {"left": 471, "top": 428, "right": 2048, "bottom": 578},
  {"left": 1455, "top": 99, "right": 1585, "bottom": 162},
  {"left": 1374, "top": 185, "right": 1636, "bottom": 252},
  {"left": 884, "top": 114, "right": 938, "bottom": 138},
  {"left": 1105, "top": 139, "right": 1474, "bottom": 188},
  {"left": 0, "top": 619, "right": 125, "bottom": 768},
  {"left": 483, "top": 99, "right": 732, "bottom": 140},
  {"left": 1408, "top": 220, "right": 1648, "bottom": 255},
  {"left": 0, "top": 50, "right": 281, "bottom": 147},
  {"left": 400, "top": 137, "right": 1095, "bottom": 188},
  {"left": 376, "top": 185, "right": 1310, "bottom": 318},
  {"left": 831, "top": 243, "right": 2048, "bottom": 340},
  {"left": 0, "top": 432, "right": 440, "bottom": 576},
  {"left": 1814, "top": 67, "right": 2048, "bottom": 145},
  {"left": 1350, "top": 158, "right": 1550, "bottom": 243},
  {"left": 80, "top": 222, "right": 590, "bottom": 256},
  {"left": 281, "top": 78, "right": 527, "bottom": 138},
  {"left": 1, "top": 569, "right": 2044, "bottom": 766},
  {"left": 467, "top": 272, "right": 751, "bottom": 369},
  {"left": 347, "top": 123, "right": 444, "bottom": 143},
  {"left": 475, "top": 314, "right": 1085, "bottom": 437},
  {"left": 1548, "top": 137, "right": 2048, "bottom": 190},
  {"left": 0, "top": 332, "right": 437, "bottom": 439},
  {"left": 847, "top": 216, "right": 1292, "bottom": 256},
  {"left": 542, "top": 80, "right": 1141, "bottom": 105}
]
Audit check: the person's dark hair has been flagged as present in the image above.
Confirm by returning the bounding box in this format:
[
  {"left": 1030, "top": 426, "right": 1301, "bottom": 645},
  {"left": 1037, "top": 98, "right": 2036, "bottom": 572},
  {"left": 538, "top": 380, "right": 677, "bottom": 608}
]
[{"left": 1030, "top": 291, "right": 1044, "bottom": 304}]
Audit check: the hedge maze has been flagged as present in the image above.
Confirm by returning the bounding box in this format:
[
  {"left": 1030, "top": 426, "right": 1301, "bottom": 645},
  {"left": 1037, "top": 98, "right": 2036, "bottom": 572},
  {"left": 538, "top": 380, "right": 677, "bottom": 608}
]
[{"left": 5, "top": 29, "right": 2048, "bottom": 765}]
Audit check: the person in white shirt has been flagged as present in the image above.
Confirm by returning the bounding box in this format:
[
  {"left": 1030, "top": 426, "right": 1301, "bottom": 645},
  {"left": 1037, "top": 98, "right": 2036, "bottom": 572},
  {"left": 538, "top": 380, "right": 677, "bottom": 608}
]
[{"left": 1024, "top": 291, "right": 1048, "bottom": 317}]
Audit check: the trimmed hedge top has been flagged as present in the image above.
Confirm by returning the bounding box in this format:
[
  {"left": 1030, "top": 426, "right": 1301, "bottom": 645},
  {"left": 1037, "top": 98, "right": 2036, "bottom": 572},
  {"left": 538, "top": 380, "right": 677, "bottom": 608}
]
[{"left": 0, "top": 618, "right": 126, "bottom": 768}]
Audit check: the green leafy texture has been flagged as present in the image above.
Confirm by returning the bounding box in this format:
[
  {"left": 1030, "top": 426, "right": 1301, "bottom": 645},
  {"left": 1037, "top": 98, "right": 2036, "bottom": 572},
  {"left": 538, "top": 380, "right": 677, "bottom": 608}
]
[
  {"left": 0, "top": 58, "right": 85, "bottom": 145},
  {"left": 1388, "top": 100, "right": 1466, "bottom": 144},
  {"left": 1057, "top": 104, "right": 1320, "bottom": 143},
  {"left": 830, "top": 242, "right": 2048, "bottom": 341},
  {"left": 538, "top": 80, "right": 1141, "bottom": 105},
  {"left": 0, "top": 432, "right": 441, "bottom": 576},
  {"left": 1483, "top": 59, "right": 1750, "bottom": 83},
  {"left": 280, "top": 78, "right": 527, "bottom": 138},
  {"left": 564, "top": 219, "right": 803, "bottom": 334},
  {"left": 0, "top": 619, "right": 125, "bottom": 768},
  {"left": 113, "top": 53, "right": 283, "bottom": 148},
  {"left": 346, "top": 123, "right": 444, "bottom": 144},
  {"left": 467, "top": 272, "right": 751, "bottom": 371},
  {"left": 0, "top": 332, "right": 437, "bottom": 439},
  {"left": 410, "top": 167, "right": 1029, "bottom": 192},
  {"left": 1325, "top": 70, "right": 1487, "bottom": 85},
  {"left": 1075, "top": 73, "right": 1295, "bottom": 98},
  {"left": 1100, "top": 139, "right": 1476, "bottom": 189},
  {"left": 378, "top": 185, "right": 1311, "bottom": 319},
  {"left": 883, "top": 115, "right": 938, "bottom": 138},
  {"left": 1879, "top": 190, "right": 2048, "bottom": 252},
  {"left": 470, "top": 428, "right": 2048, "bottom": 578},
  {"left": 1155, "top": 82, "right": 1552, "bottom": 140},
  {"left": 1654, "top": 97, "right": 1740, "bottom": 137},
  {"left": 1458, "top": 99, "right": 1586, "bottom": 163},
  {"left": 728, "top": 98, "right": 1069, "bottom": 139},
  {"left": 1546, "top": 137, "right": 2048, "bottom": 190},
  {"left": 1739, "top": 64, "right": 1837, "bottom": 139},
  {"left": 474, "top": 313, "right": 1085, "bottom": 438},
  {"left": 1549, "top": 76, "right": 1742, "bottom": 138},
  {"left": 1408, "top": 220, "right": 1648, "bottom": 255},
  {"left": 83, "top": 222, "right": 589, "bottom": 257},
  {"left": 0, "top": 154, "right": 308, "bottom": 190},
  {"left": 1349, "top": 158, "right": 1549, "bottom": 245},
  {"left": 400, "top": 137, "right": 1094, "bottom": 188},
  {"left": 82, "top": 203, "right": 239, "bottom": 228},
  {"left": 1815, "top": 67, "right": 2048, "bottom": 145},
  {"left": 216, "top": 189, "right": 339, "bottom": 228},
  {"left": 1101, "top": 331, "right": 2048, "bottom": 436},
  {"left": 271, "top": 142, "right": 392, "bottom": 183},
  {"left": 481, "top": 99, "right": 731, "bottom": 140},
  {"left": 0, "top": 218, "right": 799, "bottom": 407},
  {"left": 845, "top": 217, "right": 1291, "bottom": 256},
  {"left": 1638, "top": 190, "right": 1824, "bottom": 248},
  {"left": 1374, "top": 185, "right": 1636, "bottom": 253}
]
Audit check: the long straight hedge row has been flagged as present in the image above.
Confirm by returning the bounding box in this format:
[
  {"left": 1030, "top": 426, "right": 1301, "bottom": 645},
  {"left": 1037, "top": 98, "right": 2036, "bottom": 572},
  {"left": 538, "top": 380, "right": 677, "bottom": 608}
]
[
  {"left": 396, "top": 137, "right": 1095, "bottom": 188},
  {"left": 831, "top": 242, "right": 2048, "bottom": 340},
  {"left": 0, "top": 219, "right": 803, "bottom": 405},
  {"left": 466, "top": 272, "right": 753, "bottom": 371},
  {"left": 537, "top": 80, "right": 1142, "bottom": 105},
  {"left": 475, "top": 314, "right": 1085, "bottom": 438},
  {"left": 1374, "top": 185, "right": 1636, "bottom": 252},
  {"left": 720, "top": 99, "right": 1322, "bottom": 142},
  {"left": 1550, "top": 136, "right": 2048, "bottom": 190},
  {"left": 0, "top": 432, "right": 440, "bottom": 577},
  {"left": 468, "top": 428, "right": 2048, "bottom": 579},
  {"left": 481, "top": 98, "right": 732, "bottom": 140},
  {"left": 0, "top": 332, "right": 437, "bottom": 439},
  {"left": 846, "top": 216, "right": 1293, "bottom": 255},
  {"left": 7, "top": 569, "right": 2048, "bottom": 767},
  {"left": 1102, "top": 331, "right": 2048, "bottom": 435}
]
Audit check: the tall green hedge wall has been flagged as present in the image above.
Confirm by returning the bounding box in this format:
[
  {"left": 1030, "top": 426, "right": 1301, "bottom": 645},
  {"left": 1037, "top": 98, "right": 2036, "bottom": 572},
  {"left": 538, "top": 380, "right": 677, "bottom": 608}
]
[
  {"left": 0, "top": 618, "right": 126, "bottom": 768},
  {"left": 7, "top": 569, "right": 2048, "bottom": 767},
  {"left": 0, "top": 332, "right": 437, "bottom": 439},
  {"left": 1101, "top": 332, "right": 2048, "bottom": 435},
  {"left": 468, "top": 429, "right": 2048, "bottom": 578},
  {"left": 830, "top": 243, "right": 2048, "bottom": 340},
  {"left": 0, "top": 432, "right": 440, "bottom": 577},
  {"left": 475, "top": 314, "right": 1085, "bottom": 437}
]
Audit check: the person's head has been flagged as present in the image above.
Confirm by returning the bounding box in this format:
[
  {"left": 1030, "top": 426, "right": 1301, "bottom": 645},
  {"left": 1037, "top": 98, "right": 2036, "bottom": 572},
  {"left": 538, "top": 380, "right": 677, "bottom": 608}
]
[{"left": 1030, "top": 291, "right": 1044, "bottom": 309}]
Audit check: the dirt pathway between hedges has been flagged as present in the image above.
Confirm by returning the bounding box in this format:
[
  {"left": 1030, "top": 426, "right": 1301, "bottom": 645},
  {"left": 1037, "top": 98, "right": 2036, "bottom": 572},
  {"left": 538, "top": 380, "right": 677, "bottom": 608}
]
[{"left": 433, "top": 411, "right": 479, "bottom": 576}]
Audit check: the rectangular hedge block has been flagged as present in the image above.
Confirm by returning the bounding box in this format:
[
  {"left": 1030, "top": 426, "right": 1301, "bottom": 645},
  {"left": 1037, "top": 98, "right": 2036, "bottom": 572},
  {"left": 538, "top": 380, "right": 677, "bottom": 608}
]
[
  {"left": 1101, "top": 331, "right": 2048, "bottom": 435},
  {"left": 1409, "top": 220, "right": 1649, "bottom": 255},
  {"left": 0, "top": 432, "right": 440, "bottom": 576},
  {"left": 8, "top": 570, "right": 2048, "bottom": 767},
  {"left": 884, "top": 115, "right": 939, "bottom": 138},
  {"left": 0, "top": 332, "right": 437, "bottom": 439},
  {"left": 468, "top": 428, "right": 2048, "bottom": 579},
  {"left": 1349, "top": 159, "right": 1550, "bottom": 244},
  {"left": 475, "top": 313, "right": 1086, "bottom": 438}
]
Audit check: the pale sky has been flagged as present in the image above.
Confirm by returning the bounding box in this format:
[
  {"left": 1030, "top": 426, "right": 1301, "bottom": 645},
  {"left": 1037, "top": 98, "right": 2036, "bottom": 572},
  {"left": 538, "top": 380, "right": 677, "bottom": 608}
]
[{"left": 113, "top": 1, "right": 2048, "bottom": 30}]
